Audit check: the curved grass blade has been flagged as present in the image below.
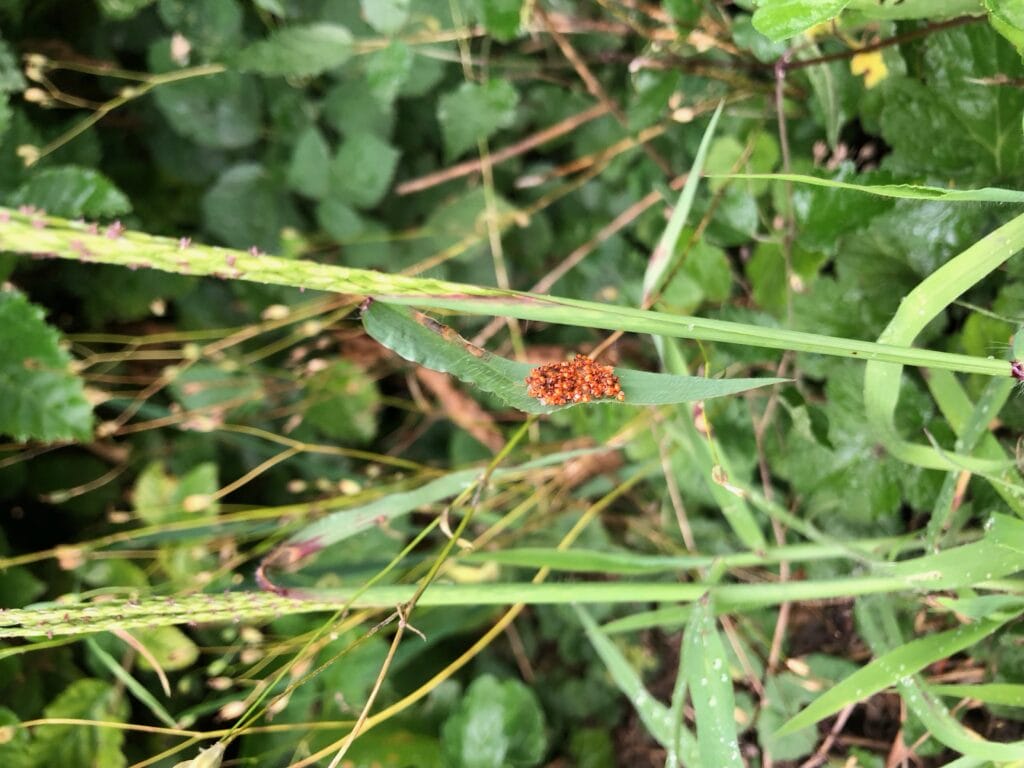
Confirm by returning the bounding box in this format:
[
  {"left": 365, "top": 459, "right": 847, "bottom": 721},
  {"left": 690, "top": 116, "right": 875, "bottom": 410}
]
[
  {"left": 683, "top": 595, "right": 743, "bottom": 768},
  {"left": 267, "top": 447, "right": 601, "bottom": 558},
  {"left": 709, "top": 173, "right": 1024, "bottom": 203},
  {"left": 574, "top": 605, "right": 699, "bottom": 764},
  {"left": 362, "top": 301, "right": 786, "bottom": 414},
  {"left": 863, "top": 211, "right": 1024, "bottom": 475},
  {"left": 642, "top": 101, "right": 723, "bottom": 303}
]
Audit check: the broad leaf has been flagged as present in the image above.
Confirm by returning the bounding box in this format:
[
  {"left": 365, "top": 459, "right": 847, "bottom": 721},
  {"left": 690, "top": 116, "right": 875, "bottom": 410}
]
[
  {"left": 11, "top": 166, "right": 131, "bottom": 218},
  {"left": 751, "top": 0, "right": 852, "bottom": 41},
  {"left": 31, "top": 679, "right": 128, "bottom": 767},
  {"left": 327, "top": 132, "right": 400, "bottom": 209},
  {"left": 235, "top": 23, "right": 354, "bottom": 76},
  {"left": 437, "top": 79, "right": 519, "bottom": 160},
  {"left": 362, "top": 301, "right": 787, "bottom": 414},
  {"left": 0, "top": 289, "right": 93, "bottom": 442}
]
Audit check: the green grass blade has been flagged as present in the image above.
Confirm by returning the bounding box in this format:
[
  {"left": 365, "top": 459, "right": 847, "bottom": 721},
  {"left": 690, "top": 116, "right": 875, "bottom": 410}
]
[
  {"left": 709, "top": 173, "right": 1024, "bottom": 203},
  {"left": 574, "top": 605, "right": 699, "bottom": 763},
  {"left": 864, "top": 211, "right": 1024, "bottom": 472},
  {"left": 930, "top": 683, "right": 1024, "bottom": 708},
  {"left": 85, "top": 637, "right": 177, "bottom": 729},
  {"left": 775, "top": 617, "right": 1011, "bottom": 737},
  {"left": 682, "top": 596, "right": 743, "bottom": 768},
  {"left": 272, "top": 447, "right": 599, "bottom": 553},
  {"left": 1, "top": 210, "right": 1013, "bottom": 378},
  {"left": 642, "top": 101, "right": 724, "bottom": 302},
  {"left": 363, "top": 300, "right": 787, "bottom": 412}
]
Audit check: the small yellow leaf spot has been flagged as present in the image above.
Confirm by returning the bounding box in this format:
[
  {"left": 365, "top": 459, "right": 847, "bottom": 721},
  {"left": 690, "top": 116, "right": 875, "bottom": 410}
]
[{"left": 851, "top": 51, "right": 888, "bottom": 89}]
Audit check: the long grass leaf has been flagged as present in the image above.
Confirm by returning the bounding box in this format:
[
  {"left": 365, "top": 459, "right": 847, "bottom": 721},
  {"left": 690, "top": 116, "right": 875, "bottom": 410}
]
[
  {"left": 1, "top": 210, "right": 1014, "bottom": 378},
  {"left": 574, "top": 605, "right": 698, "bottom": 763},
  {"left": 682, "top": 596, "right": 743, "bottom": 768},
  {"left": 642, "top": 101, "right": 723, "bottom": 302},
  {"left": 775, "top": 618, "right": 1010, "bottom": 737},
  {"left": 710, "top": 173, "right": 1024, "bottom": 203}
]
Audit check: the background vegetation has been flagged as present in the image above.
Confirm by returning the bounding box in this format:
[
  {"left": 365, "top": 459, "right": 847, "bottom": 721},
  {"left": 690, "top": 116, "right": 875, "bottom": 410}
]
[{"left": 1, "top": 1, "right": 1024, "bottom": 766}]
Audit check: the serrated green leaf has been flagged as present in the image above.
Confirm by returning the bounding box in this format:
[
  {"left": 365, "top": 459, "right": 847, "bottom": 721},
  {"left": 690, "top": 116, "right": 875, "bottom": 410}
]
[
  {"left": 360, "top": 0, "right": 409, "bottom": 34},
  {"left": 684, "top": 597, "right": 743, "bottom": 768},
  {"left": 31, "top": 679, "right": 128, "bottom": 767},
  {"left": 751, "top": 0, "right": 852, "bottom": 41},
  {"left": 327, "top": 132, "right": 400, "bottom": 209},
  {"left": 440, "top": 675, "right": 547, "bottom": 768},
  {"left": 235, "top": 23, "right": 353, "bottom": 76},
  {"left": 134, "top": 461, "right": 219, "bottom": 525},
  {"left": 437, "top": 79, "right": 519, "bottom": 160},
  {"left": 0, "top": 290, "right": 93, "bottom": 442},
  {"left": 287, "top": 126, "right": 331, "bottom": 200},
  {"left": 362, "top": 302, "right": 787, "bottom": 414},
  {"left": 11, "top": 166, "right": 131, "bottom": 218},
  {"left": 984, "top": 0, "right": 1024, "bottom": 29}
]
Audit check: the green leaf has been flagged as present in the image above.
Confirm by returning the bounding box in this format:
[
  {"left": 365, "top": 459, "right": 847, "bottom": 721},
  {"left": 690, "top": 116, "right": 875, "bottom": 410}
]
[
  {"left": 157, "top": 0, "right": 244, "bottom": 57},
  {"left": 365, "top": 40, "right": 413, "bottom": 104},
  {"left": 755, "top": 673, "right": 820, "bottom": 761},
  {"left": 316, "top": 197, "right": 366, "bottom": 241},
  {"left": 984, "top": 0, "right": 1024, "bottom": 30},
  {"left": 643, "top": 102, "right": 723, "bottom": 304},
  {"left": 131, "top": 625, "right": 201, "bottom": 671},
  {"left": 723, "top": 171, "right": 1024, "bottom": 204},
  {"left": 360, "top": 0, "right": 410, "bottom": 34},
  {"left": 776, "top": 617, "right": 1010, "bottom": 736},
  {"left": 437, "top": 79, "right": 519, "bottom": 160},
  {"left": 11, "top": 166, "right": 131, "bottom": 218},
  {"left": 0, "top": 707, "right": 33, "bottom": 768},
  {"left": 479, "top": 0, "right": 523, "bottom": 41},
  {"left": 879, "top": 25, "right": 1024, "bottom": 179},
  {"left": 31, "top": 679, "right": 128, "bottom": 768},
  {"left": 134, "top": 461, "right": 220, "bottom": 525},
  {"left": 327, "top": 132, "right": 401, "bottom": 209},
  {"left": 575, "top": 605, "right": 698, "bottom": 761},
  {"left": 97, "top": 0, "right": 155, "bottom": 19},
  {"left": 441, "top": 675, "right": 547, "bottom": 768},
  {"left": 303, "top": 359, "right": 381, "bottom": 444},
  {"left": 0, "top": 39, "right": 26, "bottom": 94},
  {"left": 751, "top": 0, "right": 852, "bottom": 41},
  {"left": 361, "top": 301, "right": 787, "bottom": 414},
  {"left": 201, "top": 163, "right": 300, "bottom": 250},
  {"left": 287, "top": 126, "right": 331, "bottom": 200},
  {"left": 235, "top": 23, "right": 354, "bottom": 76},
  {"left": 149, "top": 40, "right": 261, "bottom": 149},
  {"left": 0, "top": 289, "right": 93, "bottom": 442},
  {"left": 683, "top": 597, "right": 743, "bottom": 768}
]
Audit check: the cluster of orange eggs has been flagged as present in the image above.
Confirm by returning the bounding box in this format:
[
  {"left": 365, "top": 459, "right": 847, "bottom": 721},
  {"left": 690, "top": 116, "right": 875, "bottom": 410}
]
[{"left": 525, "top": 354, "right": 626, "bottom": 406}]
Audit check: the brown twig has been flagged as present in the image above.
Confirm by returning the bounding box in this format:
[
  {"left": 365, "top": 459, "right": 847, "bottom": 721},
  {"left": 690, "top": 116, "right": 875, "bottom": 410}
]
[{"left": 395, "top": 103, "right": 612, "bottom": 195}]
